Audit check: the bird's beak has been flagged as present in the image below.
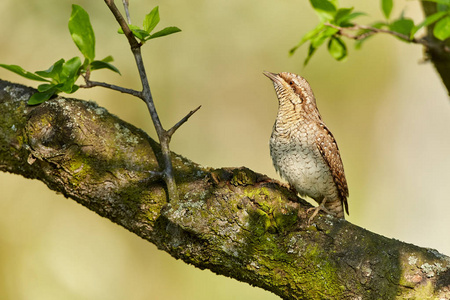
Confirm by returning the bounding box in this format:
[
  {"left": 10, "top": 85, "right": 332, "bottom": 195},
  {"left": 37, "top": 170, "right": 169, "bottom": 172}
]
[{"left": 263, "top": 71, "right": 280, "bottom": 83}]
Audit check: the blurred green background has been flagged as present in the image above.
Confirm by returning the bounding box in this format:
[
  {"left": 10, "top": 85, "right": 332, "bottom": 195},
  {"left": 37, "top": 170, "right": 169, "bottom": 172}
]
[{"left": 1, "top": 0, "right": 449, "bottom": 299}]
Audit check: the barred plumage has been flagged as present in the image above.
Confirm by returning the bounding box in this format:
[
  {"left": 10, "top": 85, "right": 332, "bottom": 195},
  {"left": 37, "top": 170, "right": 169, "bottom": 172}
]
[{"left": 263, "top": 71, "right": 349, "bottom": 222}]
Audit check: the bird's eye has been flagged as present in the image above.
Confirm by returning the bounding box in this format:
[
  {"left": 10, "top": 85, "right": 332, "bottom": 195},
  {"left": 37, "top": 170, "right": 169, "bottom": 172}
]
[{"left": 289, "top": 81, "right": 294, "bottom": 85}]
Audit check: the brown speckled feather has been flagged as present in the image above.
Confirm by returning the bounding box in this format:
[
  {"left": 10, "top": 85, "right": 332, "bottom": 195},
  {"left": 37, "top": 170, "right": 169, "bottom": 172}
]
[{"left": 316, "top": 122, "right": 349, "bottom": 214}]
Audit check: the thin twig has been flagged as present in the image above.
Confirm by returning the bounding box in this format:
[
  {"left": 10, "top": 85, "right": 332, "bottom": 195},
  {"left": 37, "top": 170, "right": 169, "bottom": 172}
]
[
  {"left": 122, "top": 0, "right": 131, "bottom": 24},
  {"left": 102, "top": 0, "right": 200, "bottom": 202},
  {"left": 325, "top": 22, "right": 412, "bottom": 41},
  {"left": 167, "top": 105, "right": 202, "bottom": 139},
  {"left": 81, "top": 79, "right": 142, "bottom": 97},
  {"left": 130, "top": 48, "right": 178, "bottom": 200},
  {"left": 324, "top": 22, "right": 450, "bottom": 53},
  {"left": 104, "top": 0, "right": 176, "bottom": 200},
  {"left": 104, "top": 0, "right": 140, "bottom": 49}
]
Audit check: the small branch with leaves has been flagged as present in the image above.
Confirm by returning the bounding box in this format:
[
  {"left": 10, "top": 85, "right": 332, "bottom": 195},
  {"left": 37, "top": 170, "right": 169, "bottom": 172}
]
[
  {"left": 323, "top": 22, "right": 450, "bottom": 54},
  {"left": 290, "top": 0, "right": 450, "bottom": 66},
  {"left": 102, "top": 0, "right": 196, "bottom": 201},
  {"left": 0, "top": 1, "right": 199, "bottom": 202}
]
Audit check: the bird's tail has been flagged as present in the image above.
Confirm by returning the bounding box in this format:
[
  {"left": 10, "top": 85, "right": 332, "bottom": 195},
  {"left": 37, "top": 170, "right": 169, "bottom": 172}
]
[{"left": 325, "top": 198, "right": 346, "bottom": 219}]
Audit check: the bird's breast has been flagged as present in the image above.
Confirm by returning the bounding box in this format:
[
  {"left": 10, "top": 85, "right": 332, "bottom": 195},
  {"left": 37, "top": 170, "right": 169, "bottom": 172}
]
[{"left": 270, "top": 122, "right": 337, "bottom": 200}]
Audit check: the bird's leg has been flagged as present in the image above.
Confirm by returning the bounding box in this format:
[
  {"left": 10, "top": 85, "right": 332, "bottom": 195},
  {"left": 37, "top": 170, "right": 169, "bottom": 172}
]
[{"left": 306, "top": 198, "right": 333, "bottom": 224}]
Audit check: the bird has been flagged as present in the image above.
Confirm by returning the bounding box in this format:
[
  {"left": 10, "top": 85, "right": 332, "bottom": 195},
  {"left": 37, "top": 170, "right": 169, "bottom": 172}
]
[{"left": 263, "top": 71, "right": 349, "bottom": 223}]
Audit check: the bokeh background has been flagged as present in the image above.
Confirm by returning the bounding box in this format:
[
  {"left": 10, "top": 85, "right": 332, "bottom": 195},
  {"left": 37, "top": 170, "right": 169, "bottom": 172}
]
[{"left": 1, "top": 0, "right": 449, "bottom": 299}]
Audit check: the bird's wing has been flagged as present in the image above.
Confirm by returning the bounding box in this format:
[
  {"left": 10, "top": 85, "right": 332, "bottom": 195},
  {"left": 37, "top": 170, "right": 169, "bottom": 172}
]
[{"left": 315, "top": 122, "right": 349, "bottom": 214}]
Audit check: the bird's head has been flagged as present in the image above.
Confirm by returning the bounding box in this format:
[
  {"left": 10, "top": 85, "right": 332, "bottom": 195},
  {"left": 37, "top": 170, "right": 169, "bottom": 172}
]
[{"left": 263, "top": 71, "right": 317, "bottom": 108}]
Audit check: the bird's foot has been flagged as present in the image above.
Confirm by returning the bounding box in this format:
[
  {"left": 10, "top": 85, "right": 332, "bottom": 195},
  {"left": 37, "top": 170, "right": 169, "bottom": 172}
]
[{"left": 306, "top": 203, "right": 332, "bottom": 225}]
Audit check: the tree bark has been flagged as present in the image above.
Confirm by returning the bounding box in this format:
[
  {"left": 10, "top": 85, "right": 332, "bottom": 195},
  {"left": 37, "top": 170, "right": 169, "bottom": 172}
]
[
  {"left": 421, "top": 2, "right": 450, "bottom": 96},
  {"left": 1, "top": 79, "right": 449, "bottom": 299}
]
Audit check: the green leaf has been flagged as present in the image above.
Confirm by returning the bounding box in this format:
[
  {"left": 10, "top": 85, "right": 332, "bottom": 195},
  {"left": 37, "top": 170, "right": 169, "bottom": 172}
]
[
  {"left": 100, "top": 55, "right": 114, "bottom": 63},
  {"left": 60, "top": 57, "right": 82, "bottom": 93},
  {"left": 310, "top": 0, "right": 336, "bottom": 13},
  {"left": 304, "top": 43, "right": 318, "bottom": 66},
  {"left": 296, "top": 25, "right": 339, "bottom": 64},
  {"left": 90, "top": 60, "right": 121, "bottom": 75},
  {"left": 35, "top": 59, "right": 64, "bottom": 81},
  {"left": 438, "top": 4, "right": 450, "bottom": 12},
  {"left": 143, "top": 6, "right": 160, "bottom": 33},
  {"left": 410, "top": 11, "right": 447, "bottom": 39},
  {"left": 389, "top": 18, "right": 414, "bottom": 40},
  {"left": 302, "top": 27, "right": 338, "bottom": 66},
  {"left": 118, "top": 8, "right": 181, "bottom": 43},
  {"left": 61, "top": 57, "right": 82, "bottom": 79},
  {"left": 28, "top": 90, "right": 55, "bottom": 105},
  {"left": 310, "top": 0, "right": 337, "bottom": 21},
  {"left": 333, "top": 8, "right": 366, "bottom": 27},
  {"left": 422, "top": 0, "right": 450, "bottom": 10},
  {"left": 381, "top": 0, "right": 393, "bottom": 19},
  {"left": 290, "top": 23, "right": 326, "bottom": 55},
  {"left": 69, "top": 4, "right": 95, "bottom": 63},
  {"left": 147, "top": 26, "right": 181, "bottom": 40},
  {"left": 69, "top": 85, "right": 79, "bottom": 93},
  {"left": 132, "top": 28, "right": 151, "bottom": 41},
  {"left": 422, "top": 0, "right": 450, "bottom": 4},
  {"left": 60, "top": 83, "right": 79, "bottom": 94},
  {"left": 37, "top": 83, "right": 55, "bottom": 92},
  {"left": 118, "top": 25, "right": 151, "bottom": 41},
  {"left": 329, "top": 0, "right": 339, "bottom": 7},
  {"left": 118, "top": 24, "right": 136, "bottom": 34},
  {"left": 421, "top": 0, "right": 450, "bottom": 13},
  {"left": 371, "top": 21, "right": 389, "bottom": 29},
  {"left": 334, "top": 8, "right": 352, "bottom": 20},
  {"left": 434, "top": 16, "right": 450, "bottom": 40},
  {"left": 334, "top": 8, "right": 353, "bottom": 25},
  {"left": 339, "top": 12, "right": 366, "bottom": 27},
  {"left": 0, "top": 64, "right": 50, "bottom": 82},
  {"left": 311, "top": 26, "right": 339, "bottom": 48},
  {"left": 327, "top": 36, "right": 347, "bottom": 61}
]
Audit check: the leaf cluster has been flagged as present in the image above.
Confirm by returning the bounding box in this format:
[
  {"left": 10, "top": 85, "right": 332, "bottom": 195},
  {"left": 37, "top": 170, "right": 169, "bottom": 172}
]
[
  {"left": 117, "top": 6, "right": 181, "bottom": 43},
  {"left": 376, "top": 0, "right": 450, "bottom": 42},
  {"left": 291, "top": 0, "right": 450, "bottom": 65},
  {"left": 289, "top": 0, "right": 365, "bottom": 65},
  {"left": 0, "top": 4, "right": 181, "bottom": 105},
  {"left": 0, "top": 5, "right": 119, "bottom": 105}
]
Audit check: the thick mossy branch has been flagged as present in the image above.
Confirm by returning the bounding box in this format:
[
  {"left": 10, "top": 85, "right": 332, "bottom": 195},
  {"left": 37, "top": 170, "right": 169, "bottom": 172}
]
[{"left": 1, "top": 79, "right": 449, "bottom": 299}]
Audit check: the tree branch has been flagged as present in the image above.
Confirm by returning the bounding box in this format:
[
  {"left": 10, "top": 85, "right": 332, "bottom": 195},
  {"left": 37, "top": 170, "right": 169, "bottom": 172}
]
[
  {"left": 325, "top": 15, "right": 450, "bottom": 95},
  {"left": 103, "top": 0, "right": 175, "bottom": 200},
  {"left": 102, "top": 0, "right": 200, "bottom": 202},
  {"left": 1, "top": 80, "right": 449, "bottom": 299},
  {"left": 121, "top": 0, "right": 131, "bottom": 24},
  {"left": 104, "top": 0, "right": 139, "bottom": 49},
  {"left": 167, "top": 105, "right": 202, "bottom": 139},
  {"left": 421, "top": 2, "right": 450, "bottom": 96},
  {"left": 81, "top": 79, "right": 142, "bottom": 97},
  {"left": 324, "top": 22, "right": 449, "bottom": 54}
]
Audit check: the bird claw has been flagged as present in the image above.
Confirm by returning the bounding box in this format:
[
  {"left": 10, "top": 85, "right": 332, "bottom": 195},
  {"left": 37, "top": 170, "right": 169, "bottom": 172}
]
[{"left": 306, "top": 204, "right": 332, "bottom": 225}]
